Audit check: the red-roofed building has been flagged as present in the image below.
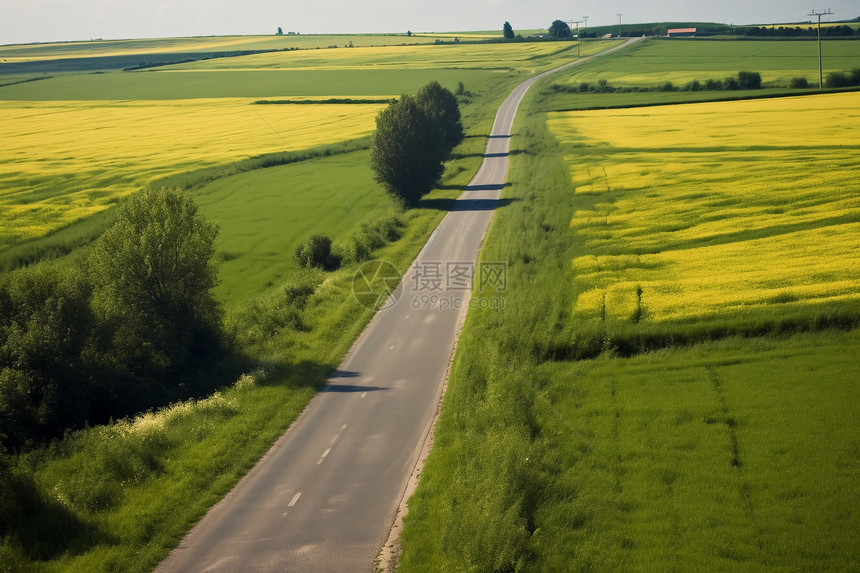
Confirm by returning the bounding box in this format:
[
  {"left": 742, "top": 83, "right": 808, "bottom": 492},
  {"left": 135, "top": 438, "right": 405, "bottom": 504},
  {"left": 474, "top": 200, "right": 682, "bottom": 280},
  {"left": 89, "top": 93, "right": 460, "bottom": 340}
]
[{"left": 667, "top": 28, "right": 697, "bottom": 37}]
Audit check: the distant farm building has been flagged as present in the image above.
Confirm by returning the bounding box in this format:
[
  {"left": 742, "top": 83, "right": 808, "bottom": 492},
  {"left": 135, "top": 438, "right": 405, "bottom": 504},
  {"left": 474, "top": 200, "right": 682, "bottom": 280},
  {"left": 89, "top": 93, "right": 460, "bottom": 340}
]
[{"left": 668, "top": 28, "right": 697, "bottom": 37}]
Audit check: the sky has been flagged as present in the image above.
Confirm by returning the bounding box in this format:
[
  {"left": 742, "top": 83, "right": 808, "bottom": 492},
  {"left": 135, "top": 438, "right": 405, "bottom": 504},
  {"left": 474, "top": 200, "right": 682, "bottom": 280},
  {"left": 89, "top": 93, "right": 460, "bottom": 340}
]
[{"left": 1, "top": 0, "right": 858, "bottom": 46}]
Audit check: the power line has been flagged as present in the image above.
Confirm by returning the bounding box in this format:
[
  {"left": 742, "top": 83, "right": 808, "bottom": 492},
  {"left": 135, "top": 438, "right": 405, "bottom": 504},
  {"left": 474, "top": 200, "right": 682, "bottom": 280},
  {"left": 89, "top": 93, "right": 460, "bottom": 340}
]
[
  {"left": 808, "top": 8, "right": 834, "bottom": 90},
  {"left": 566, "top": 19, "right": 582, "bottom": 56}
]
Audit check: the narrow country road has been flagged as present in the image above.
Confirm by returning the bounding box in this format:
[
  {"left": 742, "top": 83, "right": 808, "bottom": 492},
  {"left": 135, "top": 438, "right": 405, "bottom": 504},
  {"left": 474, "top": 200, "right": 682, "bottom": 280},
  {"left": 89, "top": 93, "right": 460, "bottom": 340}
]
[{"left": 155, "top": 38, "right": 640, "bottom": 573}]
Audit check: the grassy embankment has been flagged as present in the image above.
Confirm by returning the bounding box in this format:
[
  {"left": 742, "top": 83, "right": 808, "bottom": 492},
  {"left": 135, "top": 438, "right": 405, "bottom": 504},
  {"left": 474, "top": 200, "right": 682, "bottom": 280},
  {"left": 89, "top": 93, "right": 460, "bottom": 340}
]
[
  {"left": 0, "top": 38, "right": 617, "bottom": 572},
  {"left": 398, "top": 42, "right": 860, "bottom": 572}
]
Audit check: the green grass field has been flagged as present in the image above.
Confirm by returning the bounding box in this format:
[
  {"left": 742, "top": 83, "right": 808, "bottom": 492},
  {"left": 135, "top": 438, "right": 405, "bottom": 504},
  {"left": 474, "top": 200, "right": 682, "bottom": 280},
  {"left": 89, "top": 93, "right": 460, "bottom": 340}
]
[
  {"left": 523, "top": 331, "right": 859, "bottom": 572},
  {"left": 0, "top": 68, "right": 502, "bottom": 100},
  {"left": 398, "top": 38, "right": 860, "bottom": 572},
  {"left": 195, "top": 150, "right": 391, "bottom": 307}
]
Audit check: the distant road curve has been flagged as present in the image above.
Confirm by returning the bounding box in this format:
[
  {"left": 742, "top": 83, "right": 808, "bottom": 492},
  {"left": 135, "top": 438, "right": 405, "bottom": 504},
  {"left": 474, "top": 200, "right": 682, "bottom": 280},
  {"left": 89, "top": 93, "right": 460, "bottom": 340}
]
[{"left": 155, "top": 37, "right": 640, "bottom": 573}]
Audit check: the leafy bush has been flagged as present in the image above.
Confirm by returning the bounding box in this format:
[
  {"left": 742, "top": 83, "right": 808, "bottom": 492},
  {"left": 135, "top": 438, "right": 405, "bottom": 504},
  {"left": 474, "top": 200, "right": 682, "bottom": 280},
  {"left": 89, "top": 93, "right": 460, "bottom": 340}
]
[
  {"left": 705, "top": 78, "right": 723, "bottom": 90},
  {"left": 790, "top": 76, "right": 809, "bottom": 89},
  {"left": 0, "top": 266, "right": 94, "bottom": 450},
  {"left": 294, "top": 233, "right": 339, "bottom": 270},
  {"left": 826, "top": 71, "right": 852, "bottom": 88},
  {"left": 737, "top": 70, "right": 762, "bottom": 89},
  {"left": 339, "top": 215, "right": 404, "bottom": 264}
]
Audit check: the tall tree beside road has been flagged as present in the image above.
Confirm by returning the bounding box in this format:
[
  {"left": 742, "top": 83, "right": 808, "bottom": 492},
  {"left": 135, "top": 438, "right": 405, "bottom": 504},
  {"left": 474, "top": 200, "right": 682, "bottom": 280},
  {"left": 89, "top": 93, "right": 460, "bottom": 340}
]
[
  {"left": 415, "top": 81, "right": 464, "bottom": 154},
  {"left": 371, "top": 82, "right": 463, "bottom": 208}
]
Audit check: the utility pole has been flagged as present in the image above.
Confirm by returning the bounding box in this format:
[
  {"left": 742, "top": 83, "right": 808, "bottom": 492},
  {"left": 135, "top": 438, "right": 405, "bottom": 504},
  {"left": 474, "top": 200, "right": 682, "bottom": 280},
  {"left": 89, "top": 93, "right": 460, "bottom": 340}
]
[
  {"left": 567, "top": 19, "right": 582, "bottom": 56},
  {"left": 808, "top": 9, "right": 833, "bottom": 90},
  {"left": 582, "top": 15, "right": 589, "bottom": 42},
  {"left": 617, "top": 13, "right": 623, "bottom": 27}
]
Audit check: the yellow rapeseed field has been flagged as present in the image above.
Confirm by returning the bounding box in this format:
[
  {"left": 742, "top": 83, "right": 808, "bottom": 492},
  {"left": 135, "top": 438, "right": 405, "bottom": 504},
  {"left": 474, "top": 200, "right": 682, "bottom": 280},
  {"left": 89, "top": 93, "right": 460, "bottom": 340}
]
[
  {"left": 0, "top": 99, "right": 384, "bottom": 248},
  {"left": 169, "top": 42, "right": 587, "bottom": 71},
  {"left": 0, "top": 36, "right": 276, "bottom": 63},
  {"left": 548, "top": 93, "right": 860, "bottom": 323}
]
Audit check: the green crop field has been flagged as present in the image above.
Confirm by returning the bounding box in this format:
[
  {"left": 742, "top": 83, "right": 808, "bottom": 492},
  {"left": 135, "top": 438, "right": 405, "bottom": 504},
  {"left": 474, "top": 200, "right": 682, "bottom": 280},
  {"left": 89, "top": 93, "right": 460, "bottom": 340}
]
[
  {"left": 398, "top": 37, "right": 860, "bottom": 572},
  {"left": 193, "top": 150, "right": 391, "bottom": 307}
]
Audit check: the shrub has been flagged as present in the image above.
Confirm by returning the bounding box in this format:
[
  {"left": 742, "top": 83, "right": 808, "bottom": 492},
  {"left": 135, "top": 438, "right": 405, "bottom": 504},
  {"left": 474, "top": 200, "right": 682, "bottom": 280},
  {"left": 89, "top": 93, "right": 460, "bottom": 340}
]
[
  {"left": 704, "top": 78, "right": 722, "bottom": 90},
  {"left": 596, "top": 78, "right": 613, "bottom": 93},
  {"left": 826, "top": 71, "right": 852, "bottom": 88},
  {"left": 790, "top": 76, "right": 809, "bottom": 89},
  {"left": 294, "top": 233, "right": 338, "bottom": 270},
  {"left": 0, "top": 266, "right": 94, "bottom": 450},
  {"left": 724, "top": 76, "right": 740, "bottom": 90},
  {"left": 737, "top": 71, "right": 762, "bottom": 89}
]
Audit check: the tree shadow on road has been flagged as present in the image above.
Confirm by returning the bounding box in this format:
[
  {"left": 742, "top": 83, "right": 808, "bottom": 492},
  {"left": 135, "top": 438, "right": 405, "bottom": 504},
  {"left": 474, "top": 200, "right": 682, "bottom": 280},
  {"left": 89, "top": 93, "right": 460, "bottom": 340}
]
[
  {"left": 449, "top": 149, "right": 531, "bottom": 160},
  {"left": 435, "top": 182, "right": 511, "bottom": 192},
  {"left": 419, "top": 197, "right": 520, "bottom": 212}
]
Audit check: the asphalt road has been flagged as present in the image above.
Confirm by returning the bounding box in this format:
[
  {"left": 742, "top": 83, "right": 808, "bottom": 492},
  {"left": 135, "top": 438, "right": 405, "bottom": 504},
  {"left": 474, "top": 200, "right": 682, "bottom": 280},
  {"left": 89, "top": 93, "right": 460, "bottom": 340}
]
[{"left": 155, "top": 38, "right": 639, "bottom": 573}]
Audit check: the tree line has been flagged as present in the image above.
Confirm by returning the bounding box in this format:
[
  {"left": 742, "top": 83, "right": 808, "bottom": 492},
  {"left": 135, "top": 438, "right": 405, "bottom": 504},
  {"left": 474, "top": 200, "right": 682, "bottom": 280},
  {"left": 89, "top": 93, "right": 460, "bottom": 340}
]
[
  {"left": 551, "top": 70, "right": 764, "bottom": 94},
  {"left": 739, "top": 25, "right": 855, "bottom": 37},
  {"left": 0, "top": 188, "right": 226, "bottom": 452}
]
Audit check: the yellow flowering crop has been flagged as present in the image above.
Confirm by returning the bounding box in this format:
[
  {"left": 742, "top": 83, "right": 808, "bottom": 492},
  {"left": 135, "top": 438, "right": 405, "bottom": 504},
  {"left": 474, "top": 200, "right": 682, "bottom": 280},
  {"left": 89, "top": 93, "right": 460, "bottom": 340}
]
[
  {"left": 169, "top": 42, "right": 598, "bottom": 72},
  {"left": 0, "top": 99, "right": 384, "bottom": 248},
  {"left": 548, "top": 92, "right": 860, "bottom": 323}
]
